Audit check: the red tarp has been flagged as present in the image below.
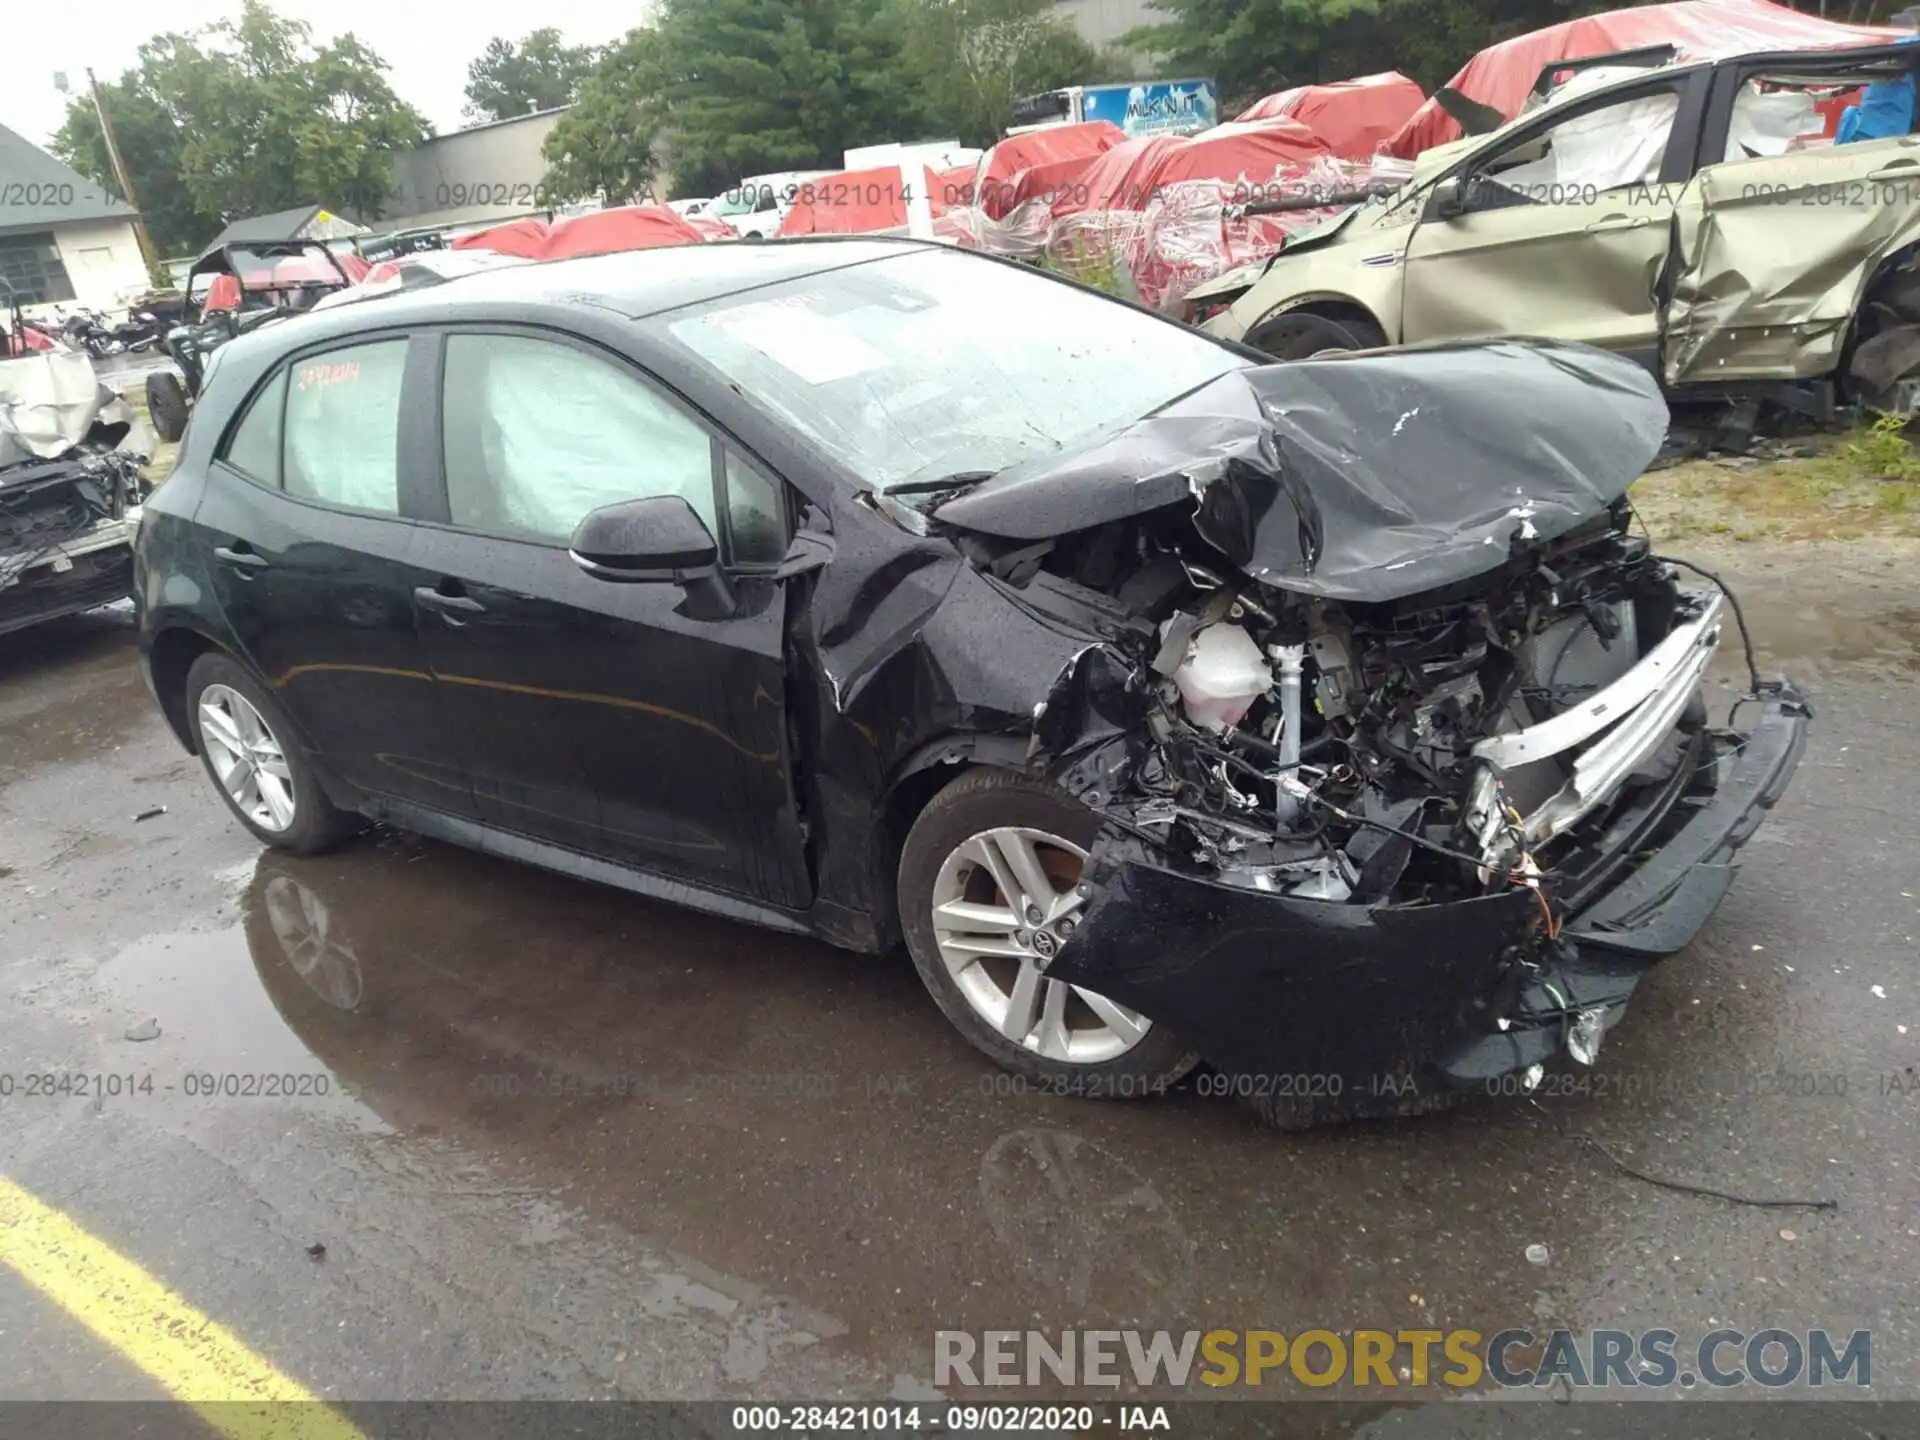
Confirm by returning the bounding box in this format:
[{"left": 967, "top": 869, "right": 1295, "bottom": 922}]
[
  {"left": 1067, "top": 120, "right": 1333, "bottom": 216},
  {"left": 450, "top": 207, "right": 714, "bottom": 259},
  {"left": 927, "top": 162, "right": 979, "bottom": 212},
  {"left": 450, "top": 216, "right": 550, "bottom": 258},
  {"left": 684, "top": 213, "right": 740, "bottom": 242},
  {"left": 775, "top": 165, "right": 970, "bottom": 236},
  {"left": 970, "top": 121, "right": 1127, "bottom": 219},
  {"left": 1233, "top": 72, "right": 1426, "bottom": 158},
  {"left": 1388, "top": 0, "right": 1896, "bottom": 157},
  {"left": 539, "top": 205, "right": 706, "bottom": 258}
]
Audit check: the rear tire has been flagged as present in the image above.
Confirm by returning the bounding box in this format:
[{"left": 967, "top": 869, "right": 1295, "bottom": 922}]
[
  {"left": 898, "top": 768, "right": 1199, "bottom": 1097},
  {"left": 146, "top": 370, "right": 190, "bottom": 443},
  {"left": 185, "top": 651, "right": 361, "bottom": 854},
  {"left": 1248, "top": 310, "right": 1387, "bottom": 361}
]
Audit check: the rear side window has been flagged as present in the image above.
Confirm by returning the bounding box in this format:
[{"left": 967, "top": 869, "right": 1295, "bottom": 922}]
[
  {"left": 283, "top": 340, "right": 408, "bottom": 514},
  {"left": 221, "top": 371, "right": 286, "bottom": 486},
  {"left": 441, "top": 333, "right": 717, "bottom": 544}
]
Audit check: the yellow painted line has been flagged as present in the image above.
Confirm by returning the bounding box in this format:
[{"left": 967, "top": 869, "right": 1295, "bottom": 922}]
[{"left": 0, "top": 1174, "right": 365, "bottom": 1439}]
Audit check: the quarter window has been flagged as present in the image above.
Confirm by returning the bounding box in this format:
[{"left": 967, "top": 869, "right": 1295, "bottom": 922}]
[
  {"left": 722, "top": 450, "right": 788, "bottom": 567},
  {"left": 441, "top": 333, "right": 718, "bottom": 546},
  {"left": 221, "top": 371, "right": 286, "bottom": 486},
  {"left": 283, "top": 340, "right": 408, "bottom": 514}
]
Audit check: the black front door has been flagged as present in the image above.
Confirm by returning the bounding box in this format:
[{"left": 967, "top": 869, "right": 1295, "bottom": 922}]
[{"left": 407, "top": 327, "right": 810, "bottom": 908}]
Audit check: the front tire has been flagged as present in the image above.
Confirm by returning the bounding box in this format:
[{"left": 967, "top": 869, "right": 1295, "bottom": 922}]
[
  {"left": 898, "top": 769, "right": 1198, "bottom": 1096},
  {"left": 1248, "top": 310, "right": 1387, "bottom": 361},
  {"left": 185, "top": 651, "right": 360, "bottom": 854}
]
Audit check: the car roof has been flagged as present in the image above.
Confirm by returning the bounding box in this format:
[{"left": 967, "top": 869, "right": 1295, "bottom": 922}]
[{"left": 333, "top": 237, "right": 926, "bottom": 328}]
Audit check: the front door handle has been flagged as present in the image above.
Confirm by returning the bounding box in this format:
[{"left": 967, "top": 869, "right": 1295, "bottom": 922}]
[
  {"left": 1585, "top": 214, "right": 1650, "bottom": 233},
  {"left": 1868, "top": 161, "right": 1920, "bottom": 182},
  {"left": 213, "top": 544, "right": 269, "bottom": 572},
  {"left": 414, "top": 585, "right": 486, "bottom": 618}
]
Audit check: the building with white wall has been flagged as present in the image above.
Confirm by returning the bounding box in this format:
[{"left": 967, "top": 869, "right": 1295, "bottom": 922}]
[
  {"left": 383, "top": 108, "right": 579, "bottom": 234},
  {"left": 0, "top": 123, "right": 149, "bottom": 314}
]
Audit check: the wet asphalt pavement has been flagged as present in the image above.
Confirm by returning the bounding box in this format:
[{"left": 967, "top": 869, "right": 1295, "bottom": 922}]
[{"left": 0, "top": 542, "right": 1916, "bottom": 1428}]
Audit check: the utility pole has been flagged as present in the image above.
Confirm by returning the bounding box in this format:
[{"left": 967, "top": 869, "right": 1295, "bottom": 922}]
[{"left": 81, "top": 68, "right": 165, "bottom": 287}]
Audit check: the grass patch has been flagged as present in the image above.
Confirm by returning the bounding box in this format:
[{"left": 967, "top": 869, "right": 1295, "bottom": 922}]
[{"left": 1633, "top": 423, "right": 1920, "bottom": 542}]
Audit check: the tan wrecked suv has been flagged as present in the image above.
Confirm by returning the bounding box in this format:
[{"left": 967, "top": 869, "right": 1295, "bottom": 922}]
[{"left": 1193, "top": 40, "right": 1920, "bottom": 413}]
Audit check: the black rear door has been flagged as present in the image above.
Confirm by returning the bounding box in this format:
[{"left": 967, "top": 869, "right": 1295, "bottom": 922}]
[{"left": 193, "top": 333, "right": 477, "bottom": 816}]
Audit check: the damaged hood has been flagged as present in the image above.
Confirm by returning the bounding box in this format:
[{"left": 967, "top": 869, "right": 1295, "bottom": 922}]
[{"left": 932, "top": 340, "right": 1667, "bottom": 601}]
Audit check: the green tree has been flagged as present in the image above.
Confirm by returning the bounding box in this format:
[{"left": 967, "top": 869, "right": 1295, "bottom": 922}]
[
  {"left": 540, "top": 29, "right": 667, "bottom": 203},
  {"left": 52, "top": 78, "right": 220, "bottom": 259},
  {"left": 653, "top": 0, "right": 921, "bottom": 198},
  {"left": 896, "top": 0, "right": 1099, "bottom": 147},
  {"left": 51, "top": 0, "right": 429, "bottom": 255},
  {"left": 1125, "top": 0, "right": 1615, "bottom": 116},
  {"left": 464, "top": 29, "right": 601, "bottom": 123}
]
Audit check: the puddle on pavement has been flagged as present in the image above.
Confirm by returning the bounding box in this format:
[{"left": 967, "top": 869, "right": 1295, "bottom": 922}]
[
  {"left": 1711, "top": 595, "right": 1920, "bottom": 683},
  {"left": 66, "top": 832, "right": 1718, "bottom": 1395},
  {"left": 0, "top": 613, "right": 155, "bottom": 781}
]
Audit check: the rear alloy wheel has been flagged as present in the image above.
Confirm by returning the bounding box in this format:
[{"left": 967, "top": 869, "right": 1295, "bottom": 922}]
[
  {"left": 200, "top": 683, "right": 296, "bottom": 832},
  {"left": 185, "top": 651, "right": 360, "bottom": 854},
  {"left": 899, "top": 769, "right": 1198, "bottom": 1094}
]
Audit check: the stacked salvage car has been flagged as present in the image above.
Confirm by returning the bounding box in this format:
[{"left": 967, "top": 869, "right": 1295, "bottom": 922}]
[{"left": 0, "top": 350, "right": 154, "bottom": 638}]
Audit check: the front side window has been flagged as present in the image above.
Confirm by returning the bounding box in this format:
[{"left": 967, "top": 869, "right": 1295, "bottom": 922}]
[
  {"left": 1468, "top": 89, "right": 1683, "bottom": 209},
  {"left": 283, "top": 339, "right": 408, "bottom": 513},
  {"left": 655, "top": 248, "right": 1246, "bottom": 492},
  {"left": 441, "top": 333, "right": 718, "bottom": 545}
]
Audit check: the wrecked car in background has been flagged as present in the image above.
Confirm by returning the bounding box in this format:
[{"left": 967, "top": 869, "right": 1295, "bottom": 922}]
[
  {"left": 146, "top": 241, "right": 369, "bottom": 444},
  {"left": 2, "top": 351, "right": 153, "bottom": 637},
  {"left": 1194, "top": 41, "right": 1920, "bottom": 417},
  {"left": 134, "top": 241, "right": 1806, "bottom": 1126}
]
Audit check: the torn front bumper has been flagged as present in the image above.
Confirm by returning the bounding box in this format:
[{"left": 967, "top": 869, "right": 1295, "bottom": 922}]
[
  {"left": 0, "top": 513, "right": 138, "bottom": 638},
  {"left": 1046, "top": 681, "right": 1811, "bottom": 1096}
]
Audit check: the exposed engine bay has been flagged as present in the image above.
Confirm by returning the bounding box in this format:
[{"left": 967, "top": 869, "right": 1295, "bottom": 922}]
[
  {"left": 866, "top": 341, "right": 1809, "bottom": 1106},
  {"left": 967, "top": 497, "right": 1705, "bottom": 917}
]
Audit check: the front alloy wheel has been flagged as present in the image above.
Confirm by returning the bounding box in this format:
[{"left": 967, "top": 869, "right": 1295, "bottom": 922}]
[
  {"left": 931, "top": 826, "right": 1151, "bottom": 1064},
  {"left": 898, "top": 768, "right": 1199, "bottom": 1095}
]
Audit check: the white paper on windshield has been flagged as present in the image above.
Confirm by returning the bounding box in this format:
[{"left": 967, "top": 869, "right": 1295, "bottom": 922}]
[{"left": 710, "top": 300, "right": 891, "bottom": 385}]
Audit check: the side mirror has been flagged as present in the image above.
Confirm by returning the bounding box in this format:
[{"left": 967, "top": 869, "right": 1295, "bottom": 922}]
[
  {"left": 1430, "top": 175, "right": 1468, "bottom": 221},
  {"left": 570, "top": 495, "right": 718, "bottom": 582}
]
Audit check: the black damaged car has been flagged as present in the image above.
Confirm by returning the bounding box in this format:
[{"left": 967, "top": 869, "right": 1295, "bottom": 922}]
[{"left": 132, "top": 239, "right": 1809, "bottom": 1125}]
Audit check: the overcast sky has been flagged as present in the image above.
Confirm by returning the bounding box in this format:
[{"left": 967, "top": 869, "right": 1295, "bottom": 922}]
[{"left": 3, "top": 0, "right": 644, "bottom": 147}]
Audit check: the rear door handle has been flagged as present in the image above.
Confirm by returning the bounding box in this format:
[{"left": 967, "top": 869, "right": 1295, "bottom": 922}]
[
  {"left": 1868, "top": 162, "right": 1920, "bottom": 182},
  {"left": 414, "top": 585, "right": 486, "bottom": 618},
  {"left": 1585, "top": 214, "right": 1650, "bottom": 233},
  {"left": 213, "top": 545, "right": 269, "bottom": 572}
]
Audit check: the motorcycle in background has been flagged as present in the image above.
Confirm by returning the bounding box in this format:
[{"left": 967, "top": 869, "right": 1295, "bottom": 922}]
[{"left": 54, "top": 306, "right": 161, "bottom": 360}]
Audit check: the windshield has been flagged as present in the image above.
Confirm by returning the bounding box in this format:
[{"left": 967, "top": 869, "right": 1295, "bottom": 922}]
[{"left": 655, "top": 248, "right": 1248, "bottom": 490}]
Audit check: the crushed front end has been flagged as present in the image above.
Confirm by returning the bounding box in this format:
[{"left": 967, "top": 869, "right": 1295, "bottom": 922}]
[
  {"left": 926, "top": 341, "right": 1810, "bottom": 1118},
  {"left": 0, "top": 352, "right": 153, "bottom": 637}
]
